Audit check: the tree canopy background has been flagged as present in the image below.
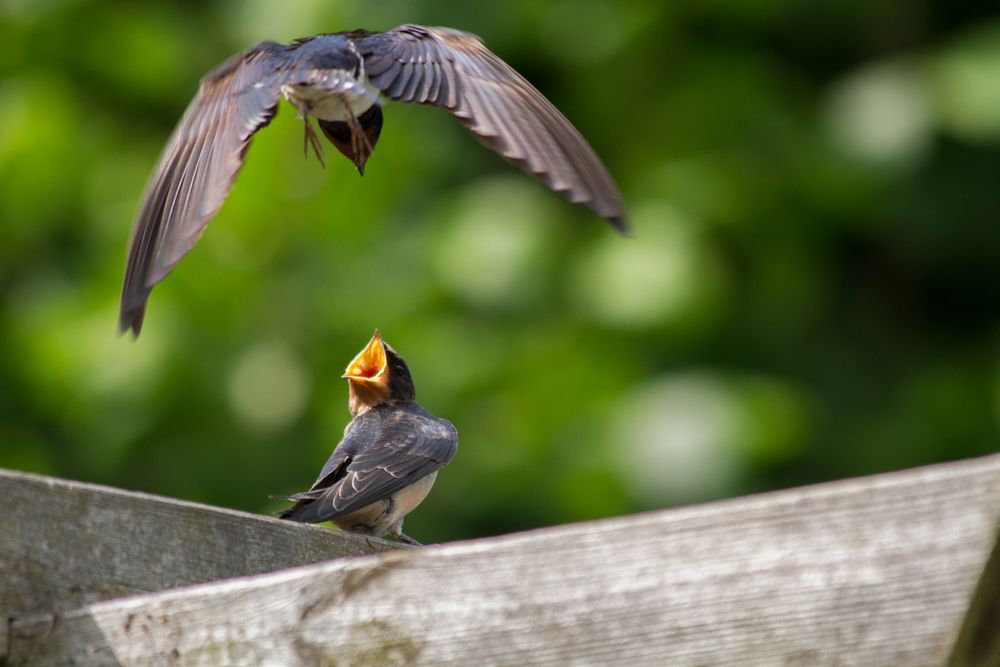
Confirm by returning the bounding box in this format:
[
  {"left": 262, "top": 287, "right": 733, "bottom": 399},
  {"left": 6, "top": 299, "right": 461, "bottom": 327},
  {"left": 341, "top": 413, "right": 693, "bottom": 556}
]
[{"left": 2, "top": 0, "right": 998, "bottom": 542}]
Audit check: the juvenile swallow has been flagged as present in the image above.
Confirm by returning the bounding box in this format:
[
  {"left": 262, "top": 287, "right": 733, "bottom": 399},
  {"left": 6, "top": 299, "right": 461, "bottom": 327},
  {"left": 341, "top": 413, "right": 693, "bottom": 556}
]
[
  {"left": 277, "top": 330, "right": 457, "bottom": 545},
  {"left": 120, "top": 24, "right": 627, "bottom": 336}
]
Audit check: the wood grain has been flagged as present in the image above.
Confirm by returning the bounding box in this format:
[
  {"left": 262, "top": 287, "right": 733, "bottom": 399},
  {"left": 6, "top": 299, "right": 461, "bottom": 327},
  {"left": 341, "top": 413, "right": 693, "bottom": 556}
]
[
  {"left": 948, "top": 512, "right": 1000, "bottom": 667},
  {"left": 7, "top": 455, "right": 1000, "bottom": 666},
  {"left": 0, "top": 469, "right": 401, "bottom": 621}
]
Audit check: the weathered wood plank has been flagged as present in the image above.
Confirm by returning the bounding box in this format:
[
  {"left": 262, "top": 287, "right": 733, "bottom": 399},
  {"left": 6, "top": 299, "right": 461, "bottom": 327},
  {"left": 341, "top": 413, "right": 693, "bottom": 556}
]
[
  {"left": 9, "top": 454, "right": 1000, "bottom": 666},
  {"left": 948, "top": 513, "right": 1000, "bottom": 667},
  {"left": 0, "top": 469, "right": 400, "bottom": 621}
]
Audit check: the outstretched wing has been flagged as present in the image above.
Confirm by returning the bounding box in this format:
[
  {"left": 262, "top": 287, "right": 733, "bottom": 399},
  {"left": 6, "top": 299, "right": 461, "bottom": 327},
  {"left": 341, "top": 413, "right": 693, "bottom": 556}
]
[
  {"left": 356, "top": 25, "right": 626, "bottom": 232},
  {"left": 278, "top": 405, "right": 457, "bottom": 524},
  {"left": 119, "top": 42, "right": 288, "bottom": 336}
]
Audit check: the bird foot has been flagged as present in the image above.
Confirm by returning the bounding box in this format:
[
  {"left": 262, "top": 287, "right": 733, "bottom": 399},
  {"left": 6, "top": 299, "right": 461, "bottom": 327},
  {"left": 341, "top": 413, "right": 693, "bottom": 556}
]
[
  {"left": 303, "top": 119, "right": 325, "bottom": 167},
  {"left": 386, "top": 519, "right": 422, "bottom": 546},
  {"left": 345, "top": 102, "right": 373, "bottom": 173}
]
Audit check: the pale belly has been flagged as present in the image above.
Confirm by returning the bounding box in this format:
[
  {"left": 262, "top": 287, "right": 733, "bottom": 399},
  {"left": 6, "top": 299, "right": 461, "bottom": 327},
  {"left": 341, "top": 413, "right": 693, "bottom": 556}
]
[
  {"left": 282, "top": 80, "right": 378, "bottom": 122},
  {"left": 333, "top": 471, "right": 438, "bottom": 536}
]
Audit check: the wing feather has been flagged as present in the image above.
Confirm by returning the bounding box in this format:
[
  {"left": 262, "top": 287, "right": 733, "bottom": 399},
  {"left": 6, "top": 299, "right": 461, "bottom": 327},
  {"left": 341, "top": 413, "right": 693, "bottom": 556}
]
[
  {"left": 119, "top": 42, "right": 287, "bottom": 335},
  {"left": 278, "top": 404, "right": 457, "bottom": 524},
  {"left": 355, "top": 25, "right": 625, "bottom": 231}
]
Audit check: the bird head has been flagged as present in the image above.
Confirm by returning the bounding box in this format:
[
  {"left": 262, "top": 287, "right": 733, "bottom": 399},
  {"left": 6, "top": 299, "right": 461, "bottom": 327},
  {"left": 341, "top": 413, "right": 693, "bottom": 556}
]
[
  {"left": 318, "top": 104, "right": 383, "bottom": 176},
  {"left": 343, "top": 329, "right": 415, "bottom": 415}
]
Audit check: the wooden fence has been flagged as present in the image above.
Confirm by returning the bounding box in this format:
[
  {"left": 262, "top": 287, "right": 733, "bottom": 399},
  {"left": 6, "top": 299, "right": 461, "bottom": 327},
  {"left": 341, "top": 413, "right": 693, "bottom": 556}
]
[{"left": 3, "top": 455, "right": 999, "bottom": 666}]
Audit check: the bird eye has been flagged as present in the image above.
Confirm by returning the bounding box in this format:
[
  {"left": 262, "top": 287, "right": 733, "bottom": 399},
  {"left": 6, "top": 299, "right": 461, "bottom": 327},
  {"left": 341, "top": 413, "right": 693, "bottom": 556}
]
[{"left": 394, "top": 364, "right": 406, "bottom": 374}]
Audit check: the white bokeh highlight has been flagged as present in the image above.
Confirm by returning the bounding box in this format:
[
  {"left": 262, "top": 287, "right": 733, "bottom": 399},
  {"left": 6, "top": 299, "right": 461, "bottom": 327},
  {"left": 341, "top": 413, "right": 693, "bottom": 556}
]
[{"left": 228, "top": 340, "right": 309, "bottom": 432}]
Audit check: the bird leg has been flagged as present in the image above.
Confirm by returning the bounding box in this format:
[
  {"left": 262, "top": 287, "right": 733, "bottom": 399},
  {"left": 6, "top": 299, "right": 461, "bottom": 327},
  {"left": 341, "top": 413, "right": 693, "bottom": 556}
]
[
  {"left": 344, "top": 101, "right": 373, "bottom": 164},
  {"left": 387, "top": 519, "right": 422, "bottom": 546},
  {"left": 302, "top": 118, "right": 325, "bottom": 167}
]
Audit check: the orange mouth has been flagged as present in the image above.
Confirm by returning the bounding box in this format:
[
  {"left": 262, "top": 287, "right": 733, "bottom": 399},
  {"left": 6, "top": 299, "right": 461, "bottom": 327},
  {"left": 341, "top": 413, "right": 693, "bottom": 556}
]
[{"left": 342, "top": 329, "right": 387, "bottom": 382}]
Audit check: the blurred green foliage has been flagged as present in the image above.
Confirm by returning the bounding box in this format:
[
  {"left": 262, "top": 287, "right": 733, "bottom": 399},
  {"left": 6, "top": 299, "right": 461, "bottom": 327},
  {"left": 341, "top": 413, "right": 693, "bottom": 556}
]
[{"left": 1, "top": 0, "right": 999, "bottom": 543}]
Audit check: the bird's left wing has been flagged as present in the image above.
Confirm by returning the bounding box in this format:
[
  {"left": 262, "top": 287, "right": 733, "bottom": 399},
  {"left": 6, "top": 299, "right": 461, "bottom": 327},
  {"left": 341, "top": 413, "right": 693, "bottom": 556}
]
[
  {"left": 354, "top": 25, "right": 626, "bottom": 231},
  {"left": 279, "top": 406, "right": 457, "bottom": 524}
]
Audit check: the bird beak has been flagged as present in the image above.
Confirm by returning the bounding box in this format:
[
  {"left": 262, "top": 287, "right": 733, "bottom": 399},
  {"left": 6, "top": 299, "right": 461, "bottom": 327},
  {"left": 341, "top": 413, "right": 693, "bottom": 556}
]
[{"left": 342, "top": 329, "right": 387, "bottom": 383}]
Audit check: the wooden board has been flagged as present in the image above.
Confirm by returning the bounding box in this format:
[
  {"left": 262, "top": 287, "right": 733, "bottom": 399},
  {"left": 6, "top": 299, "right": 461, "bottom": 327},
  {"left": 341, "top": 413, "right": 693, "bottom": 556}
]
[
  {"left": 948, "top": 510, "right": 1000, "bottom": 667},
  {"left": 0, "top": 468, "right": 401, "bottom": 621},
  {"left": 7, "top": 455, "right": 1000, "bottom": 666}
]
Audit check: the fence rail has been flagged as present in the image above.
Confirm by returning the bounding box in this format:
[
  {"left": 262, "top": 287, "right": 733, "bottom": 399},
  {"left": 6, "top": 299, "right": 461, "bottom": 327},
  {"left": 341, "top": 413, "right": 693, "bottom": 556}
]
[
  {"left": 4, "top": 455, "right": 1000, "bottom": 666},
  {"left": 0, "top": 469, "right": 399, "bottom": 622}
]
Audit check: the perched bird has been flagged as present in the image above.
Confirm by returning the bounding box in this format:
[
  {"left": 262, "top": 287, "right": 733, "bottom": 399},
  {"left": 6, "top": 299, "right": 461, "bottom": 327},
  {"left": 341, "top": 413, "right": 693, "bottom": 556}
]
[
  {"left": 120, "top": 24, "right": 627, "bottom": 336},
  {"left": 277, "top": 330, "right": 457, "bottom": 545}
]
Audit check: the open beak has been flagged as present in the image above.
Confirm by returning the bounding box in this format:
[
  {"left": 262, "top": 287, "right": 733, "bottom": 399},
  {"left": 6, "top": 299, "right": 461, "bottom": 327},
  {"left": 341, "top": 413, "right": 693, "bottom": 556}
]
[{"left": 342, "top": 329, "right": 387, "bottom": 384}]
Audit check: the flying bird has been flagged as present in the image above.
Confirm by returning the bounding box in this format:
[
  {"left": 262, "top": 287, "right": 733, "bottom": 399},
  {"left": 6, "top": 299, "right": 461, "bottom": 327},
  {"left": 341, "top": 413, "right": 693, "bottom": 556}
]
[
  {"left": 120, "top": 24, "right": 627, "bottom": 335},
  {"left": 277, "top": 330, "right": 457, "bottom": 545}
]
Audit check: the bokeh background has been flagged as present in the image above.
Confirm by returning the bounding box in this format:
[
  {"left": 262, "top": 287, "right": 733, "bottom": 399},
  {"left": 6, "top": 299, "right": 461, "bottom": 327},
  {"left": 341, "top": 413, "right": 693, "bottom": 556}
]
[{"left": 2, "top": 0, "right": 999, "bottom": 543}]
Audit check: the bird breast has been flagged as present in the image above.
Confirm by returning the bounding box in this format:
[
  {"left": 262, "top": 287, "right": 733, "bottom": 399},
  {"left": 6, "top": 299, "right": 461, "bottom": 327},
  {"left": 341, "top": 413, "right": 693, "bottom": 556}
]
[{"left": 282, "top": 77, "right": 378, "bottom": 122}]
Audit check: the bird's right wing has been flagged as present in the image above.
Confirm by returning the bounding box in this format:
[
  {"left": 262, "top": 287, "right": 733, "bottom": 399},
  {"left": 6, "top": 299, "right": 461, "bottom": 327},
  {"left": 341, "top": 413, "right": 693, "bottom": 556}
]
[{"left": 119, "top": 42, "right": 289, "bottom": 336}]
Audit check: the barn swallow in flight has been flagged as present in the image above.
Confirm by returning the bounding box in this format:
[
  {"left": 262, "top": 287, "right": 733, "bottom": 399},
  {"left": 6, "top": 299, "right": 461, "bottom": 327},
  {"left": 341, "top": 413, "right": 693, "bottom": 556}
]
[
  {"left": 277, "top": 330, "right": 457, "bottom": 545},
  {"left": 119, "top": 24, "right": 627, "bottom": 336}
]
